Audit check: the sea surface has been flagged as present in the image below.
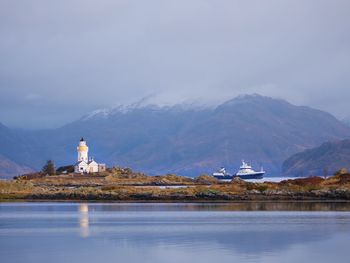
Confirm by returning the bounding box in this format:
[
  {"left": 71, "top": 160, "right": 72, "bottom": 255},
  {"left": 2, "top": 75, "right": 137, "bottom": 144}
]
[
  {"left": 1, "top": 202, "right": 350, "bottom": 263},
  {"left": 220, "top": 176, "right": 308, "bottom": 183}
]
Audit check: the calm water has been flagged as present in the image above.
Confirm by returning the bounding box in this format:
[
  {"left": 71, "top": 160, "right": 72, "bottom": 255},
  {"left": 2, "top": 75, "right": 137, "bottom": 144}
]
[
  {"left": 221, "top": 176, "right": 307, "bottom": 183},
  {"left": 1, "top": 202, "right": 350, "bottom": 263}
]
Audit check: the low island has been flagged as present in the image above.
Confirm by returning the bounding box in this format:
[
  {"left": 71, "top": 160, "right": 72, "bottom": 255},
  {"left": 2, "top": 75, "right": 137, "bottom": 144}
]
[{"left": 1, "top": 167, "right": 350, "bottom": 202}]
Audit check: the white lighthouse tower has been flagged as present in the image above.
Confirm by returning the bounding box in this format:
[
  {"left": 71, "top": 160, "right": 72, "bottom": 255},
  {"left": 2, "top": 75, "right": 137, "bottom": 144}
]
[
  {"left": 74, "top": 137, "right": 106, "bottom": 174},
  {"left": 77, "top": 137, "right": 89, "bottom": 162}
]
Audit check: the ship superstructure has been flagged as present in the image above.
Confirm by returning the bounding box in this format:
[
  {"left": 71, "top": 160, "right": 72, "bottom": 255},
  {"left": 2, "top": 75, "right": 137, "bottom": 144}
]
[
  {"left": 235, "top": 161, "right": 265, "bottom": 179},
  {"left": 212, "top": 167, "right": 232, "bottom": 180},
  {"left": 212, "top": 161, "right": 265, "bottom": 180}
]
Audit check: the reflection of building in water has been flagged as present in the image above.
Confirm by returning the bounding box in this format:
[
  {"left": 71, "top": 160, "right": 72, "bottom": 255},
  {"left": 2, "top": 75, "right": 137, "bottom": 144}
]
[{"left": 79, "top": 204, "right": 89, "bottom": 237}]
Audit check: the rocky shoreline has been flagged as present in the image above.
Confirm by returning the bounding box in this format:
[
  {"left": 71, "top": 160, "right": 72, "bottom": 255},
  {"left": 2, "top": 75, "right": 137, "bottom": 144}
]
[
  {"left": 4, "top": 189, "right": 349, "bottom": 202},
  {"left": 1, "top": 168, "right": 350, "bottom": 202}
]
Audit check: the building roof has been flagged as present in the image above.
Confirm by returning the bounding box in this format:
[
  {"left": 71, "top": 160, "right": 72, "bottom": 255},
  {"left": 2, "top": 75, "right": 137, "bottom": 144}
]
[{"left": 75, "top": 160, "right": 88, "bottom": 166}]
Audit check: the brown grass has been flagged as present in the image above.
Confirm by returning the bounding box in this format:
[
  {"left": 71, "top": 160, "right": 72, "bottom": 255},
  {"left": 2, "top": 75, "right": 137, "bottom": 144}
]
[{"left": 2, "top": 169, "right": 350, "bottom": 201}]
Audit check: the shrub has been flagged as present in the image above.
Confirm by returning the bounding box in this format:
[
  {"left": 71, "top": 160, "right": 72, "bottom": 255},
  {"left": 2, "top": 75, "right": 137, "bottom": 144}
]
[
  {"left": 42, "top": 160, "right": 56, "bottom": 176},
  {"left": 334, "top": 168, "right": 349, "bottom": 176}
]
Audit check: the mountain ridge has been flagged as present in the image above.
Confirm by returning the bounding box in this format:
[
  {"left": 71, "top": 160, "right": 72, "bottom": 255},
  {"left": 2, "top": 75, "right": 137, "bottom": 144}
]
[
  {"left": 1, "top": 94, "right": 350, "bottom": 178},
  {"left": 282, "top": 139, "right": 350, "bottom": 177}
]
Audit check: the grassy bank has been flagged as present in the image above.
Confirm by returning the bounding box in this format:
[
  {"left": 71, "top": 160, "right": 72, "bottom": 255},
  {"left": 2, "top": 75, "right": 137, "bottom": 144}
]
[{"left": 2, "top": 168, "right": 350, "bottom": 201}]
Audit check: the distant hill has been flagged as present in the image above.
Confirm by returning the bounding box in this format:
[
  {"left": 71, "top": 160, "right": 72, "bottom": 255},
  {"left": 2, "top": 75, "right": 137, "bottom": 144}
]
[
  {"left": 342, "top": 117, "right": 350, "bottom": 127},
  {"left": 0, "top": 155, "right": 33, "bottom": 179},
  {"left": 0, "top": 122, "right": 34, "bottom": 178},
  {"left": 1, "top": 94, "right": 350, "bottom": 177},
  {"left": 282, "top": 139, "right": 350, "bottom": 177}
]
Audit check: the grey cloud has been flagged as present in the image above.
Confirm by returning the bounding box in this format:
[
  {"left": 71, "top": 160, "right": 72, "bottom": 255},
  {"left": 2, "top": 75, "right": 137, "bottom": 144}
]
[{"left": 0, "top": 0, "right": 349, "bottom": 128}]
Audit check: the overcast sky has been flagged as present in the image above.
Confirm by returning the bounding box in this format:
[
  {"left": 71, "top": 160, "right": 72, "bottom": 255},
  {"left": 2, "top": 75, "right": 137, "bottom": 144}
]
[{"left": 0, "top": 0, "right": 349, "bottom": 128}]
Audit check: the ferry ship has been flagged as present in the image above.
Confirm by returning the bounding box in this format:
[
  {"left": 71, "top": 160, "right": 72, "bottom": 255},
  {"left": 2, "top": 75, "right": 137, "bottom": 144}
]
[
  {"left": 235, "top": 161, "right": 265, "bottom": 179},
  {"left": 212, "top": 167, "right": 232, "bottom": 180},
  {"left": 212, "top": 161, "right": 265, "bottom": 180}
]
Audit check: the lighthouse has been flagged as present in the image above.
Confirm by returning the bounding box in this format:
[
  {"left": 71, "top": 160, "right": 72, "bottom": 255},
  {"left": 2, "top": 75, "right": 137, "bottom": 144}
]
[
  {"left": 77, "top": 137, "right": 89, "bottom": 162},
  {"left": 74, "top": 137, "right": 106, "bottom": 174}
]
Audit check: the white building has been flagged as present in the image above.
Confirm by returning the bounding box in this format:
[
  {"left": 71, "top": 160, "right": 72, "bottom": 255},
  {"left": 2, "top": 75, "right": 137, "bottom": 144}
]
[{"left": 74, "top": 138, "right": 106, "bottom": 174}]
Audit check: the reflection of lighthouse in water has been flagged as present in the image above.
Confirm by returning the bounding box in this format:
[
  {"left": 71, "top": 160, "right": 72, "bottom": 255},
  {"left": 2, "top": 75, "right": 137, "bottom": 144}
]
[{"left": 79, "top": 204, "right": 89, "bottom": 237}]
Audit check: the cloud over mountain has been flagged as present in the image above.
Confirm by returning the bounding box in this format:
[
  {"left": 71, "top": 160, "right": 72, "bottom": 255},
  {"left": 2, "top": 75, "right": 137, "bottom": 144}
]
[{"left": 0, "top": 1, "right": 350, "bottom": 128}]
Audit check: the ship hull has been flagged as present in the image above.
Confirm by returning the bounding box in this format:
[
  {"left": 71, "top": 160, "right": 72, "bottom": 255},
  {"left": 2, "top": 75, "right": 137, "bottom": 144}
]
[
  {"left": 213, "top": 175, "right": 234, "bottom": 180},
  {"left": 235, "top": 172, "right": 264, "bottom": 180},
  {"left": 213, "top": 172, "right": 265, "bottom": 180}
]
